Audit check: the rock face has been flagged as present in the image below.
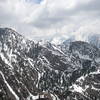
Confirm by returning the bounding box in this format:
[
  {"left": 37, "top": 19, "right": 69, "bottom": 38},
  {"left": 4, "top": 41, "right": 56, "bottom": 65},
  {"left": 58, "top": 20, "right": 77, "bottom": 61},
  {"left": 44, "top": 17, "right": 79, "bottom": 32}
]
[{"left": 0, "top": 28, "right": 100, "bottom": 100}]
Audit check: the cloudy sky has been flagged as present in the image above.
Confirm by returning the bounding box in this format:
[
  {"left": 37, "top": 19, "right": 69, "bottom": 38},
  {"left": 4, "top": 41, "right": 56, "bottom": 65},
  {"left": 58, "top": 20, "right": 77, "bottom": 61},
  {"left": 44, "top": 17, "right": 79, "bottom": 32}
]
[{"left": 0, "top": 0, "right": 100, "bottom": 42}]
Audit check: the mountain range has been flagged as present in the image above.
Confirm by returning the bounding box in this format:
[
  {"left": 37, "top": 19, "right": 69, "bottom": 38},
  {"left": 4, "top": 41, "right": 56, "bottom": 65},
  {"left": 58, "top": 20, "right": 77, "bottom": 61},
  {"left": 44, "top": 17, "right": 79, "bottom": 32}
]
[{"left": 0, "top": 28, "right": 100, "bottom": 100}]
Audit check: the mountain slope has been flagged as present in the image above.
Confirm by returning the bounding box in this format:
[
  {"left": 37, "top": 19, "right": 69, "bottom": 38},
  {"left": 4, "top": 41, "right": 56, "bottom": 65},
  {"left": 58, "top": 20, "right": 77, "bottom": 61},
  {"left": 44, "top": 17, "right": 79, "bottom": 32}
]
[{"left": 0, "top": 28, "right": 100, "bottom": 100}]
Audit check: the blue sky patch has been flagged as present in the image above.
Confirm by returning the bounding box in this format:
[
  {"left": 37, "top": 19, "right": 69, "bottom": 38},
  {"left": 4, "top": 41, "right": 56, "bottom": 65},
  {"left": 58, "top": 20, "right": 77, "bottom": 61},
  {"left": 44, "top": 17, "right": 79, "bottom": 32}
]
[{"left": 29, "top": 0, "right": 43, "bottom": 4}]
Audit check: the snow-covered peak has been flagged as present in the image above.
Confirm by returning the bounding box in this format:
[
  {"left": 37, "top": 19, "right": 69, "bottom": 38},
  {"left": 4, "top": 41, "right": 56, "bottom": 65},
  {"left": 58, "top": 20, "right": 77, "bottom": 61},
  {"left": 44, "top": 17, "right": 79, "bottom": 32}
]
[{"left": 0, "top": 28, "right": 100, "bottom": 100}]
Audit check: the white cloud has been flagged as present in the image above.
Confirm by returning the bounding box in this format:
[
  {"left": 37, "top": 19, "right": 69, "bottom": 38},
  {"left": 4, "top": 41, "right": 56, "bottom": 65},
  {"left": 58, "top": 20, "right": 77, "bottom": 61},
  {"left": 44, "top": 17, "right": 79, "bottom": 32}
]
[{"left": 0, "top": 0, "right": 100, "bottom": 41}]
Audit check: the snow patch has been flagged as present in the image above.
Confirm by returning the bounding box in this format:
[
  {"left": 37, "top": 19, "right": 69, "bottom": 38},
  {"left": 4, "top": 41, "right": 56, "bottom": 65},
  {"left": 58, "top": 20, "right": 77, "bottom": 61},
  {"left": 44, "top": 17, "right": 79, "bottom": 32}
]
[
  {"left": 72, "top": 84, "right": 84, "bottom": 93},
  {"left": 0, "top": 53, "right": 13, "bottom": 69},
  {"left": 0, "top": 71, "right": 19, "bottom": 100}
]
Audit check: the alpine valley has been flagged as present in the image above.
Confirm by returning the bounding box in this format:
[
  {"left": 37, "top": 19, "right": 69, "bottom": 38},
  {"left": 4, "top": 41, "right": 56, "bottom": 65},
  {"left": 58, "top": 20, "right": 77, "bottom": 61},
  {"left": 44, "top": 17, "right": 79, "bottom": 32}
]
[{"left": 0, "top": 28, "right": 100, "bottom": 100}]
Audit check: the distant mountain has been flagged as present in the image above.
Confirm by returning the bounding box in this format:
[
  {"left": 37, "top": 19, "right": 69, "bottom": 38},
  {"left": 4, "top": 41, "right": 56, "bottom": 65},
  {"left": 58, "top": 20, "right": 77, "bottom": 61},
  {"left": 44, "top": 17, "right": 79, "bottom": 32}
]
[
  {"left": 0, "top": 28, "right": 100, "bottom": 100},
  {"left": 88, "top": 34, "right": 100, "bottom": 48}
]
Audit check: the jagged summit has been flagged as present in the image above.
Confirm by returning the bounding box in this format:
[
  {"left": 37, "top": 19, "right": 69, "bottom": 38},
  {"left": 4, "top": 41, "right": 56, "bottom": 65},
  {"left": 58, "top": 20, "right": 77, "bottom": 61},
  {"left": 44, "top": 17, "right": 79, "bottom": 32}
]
[{"left": 0, "top": 28, "right": 20, "bottom": 36}]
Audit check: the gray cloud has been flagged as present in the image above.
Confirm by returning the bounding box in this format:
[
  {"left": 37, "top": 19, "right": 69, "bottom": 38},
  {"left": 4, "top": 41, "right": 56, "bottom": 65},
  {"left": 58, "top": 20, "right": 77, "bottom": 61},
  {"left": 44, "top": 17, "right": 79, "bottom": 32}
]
[{"left": 0, "top": 0, "right": 100, "bottom": 41}]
